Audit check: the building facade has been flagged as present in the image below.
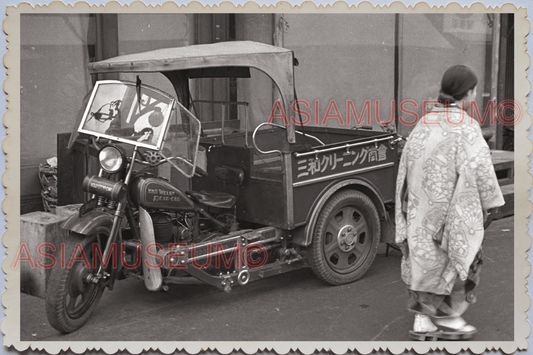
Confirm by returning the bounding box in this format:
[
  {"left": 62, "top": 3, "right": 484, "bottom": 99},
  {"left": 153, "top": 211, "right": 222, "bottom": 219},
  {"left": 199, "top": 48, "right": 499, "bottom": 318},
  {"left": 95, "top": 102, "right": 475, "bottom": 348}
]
[{"left": 20, "top": 13, "right": 514, "bottom": 213}]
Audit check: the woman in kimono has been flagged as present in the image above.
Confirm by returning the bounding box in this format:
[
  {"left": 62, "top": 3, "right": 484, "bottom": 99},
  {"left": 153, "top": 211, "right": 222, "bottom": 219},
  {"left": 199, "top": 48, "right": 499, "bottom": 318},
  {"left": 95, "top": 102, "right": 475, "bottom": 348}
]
[{"left": 395, "top": 65, "right": 505, "bottom": 341}]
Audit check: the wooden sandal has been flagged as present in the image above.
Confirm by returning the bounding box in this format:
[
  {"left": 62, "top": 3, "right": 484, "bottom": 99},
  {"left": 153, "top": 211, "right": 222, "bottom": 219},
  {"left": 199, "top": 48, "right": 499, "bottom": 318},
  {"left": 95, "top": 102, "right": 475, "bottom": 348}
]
[
  {"left": 409, "top": 326, "right": 477, "bottom": 341},
  {"left": 409, "top": 329, "right": 444, "bottom": 341},
  {"left": 436, "top": 324, "right": 477, "bottom": 340},
  {"left": 432, "top": 317, "right": 478, "bottom": 340},
  {"left": 410, "top": 315, "right": 477, "bottom": 341}
]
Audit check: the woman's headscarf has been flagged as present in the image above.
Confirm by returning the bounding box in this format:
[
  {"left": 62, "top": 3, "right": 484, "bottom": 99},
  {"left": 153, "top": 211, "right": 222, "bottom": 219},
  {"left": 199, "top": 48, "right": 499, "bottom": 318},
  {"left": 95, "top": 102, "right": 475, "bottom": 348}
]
[{"left": 438, "top": 65, "right": 478, "bottom": 104}]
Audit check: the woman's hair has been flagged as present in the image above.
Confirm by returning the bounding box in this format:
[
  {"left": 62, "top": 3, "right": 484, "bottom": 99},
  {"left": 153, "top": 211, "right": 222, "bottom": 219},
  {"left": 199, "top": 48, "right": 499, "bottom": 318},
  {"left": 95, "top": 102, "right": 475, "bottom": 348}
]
[{"left": 437, "top": 65, "right": 478, "bottom": 105}]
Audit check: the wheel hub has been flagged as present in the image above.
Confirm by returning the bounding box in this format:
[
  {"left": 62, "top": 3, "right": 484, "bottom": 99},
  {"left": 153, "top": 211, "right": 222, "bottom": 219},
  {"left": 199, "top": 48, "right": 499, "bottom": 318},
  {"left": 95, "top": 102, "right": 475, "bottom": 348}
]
[{"left": 338, "top": 225, "right": 357, "bottom": 252}]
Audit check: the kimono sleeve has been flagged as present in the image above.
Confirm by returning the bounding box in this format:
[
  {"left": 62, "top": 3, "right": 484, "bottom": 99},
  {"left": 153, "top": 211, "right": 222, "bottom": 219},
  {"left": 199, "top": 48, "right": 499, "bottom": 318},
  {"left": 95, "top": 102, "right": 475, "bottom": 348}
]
[{"left": 461, "top": 122, "right": 505, "bottom": 211}]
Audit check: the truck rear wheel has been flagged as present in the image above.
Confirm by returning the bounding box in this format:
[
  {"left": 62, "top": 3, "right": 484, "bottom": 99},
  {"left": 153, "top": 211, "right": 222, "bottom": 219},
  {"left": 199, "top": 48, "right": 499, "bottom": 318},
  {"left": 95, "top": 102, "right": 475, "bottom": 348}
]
[
  {"left": 309, "top": 190, "right": 380, "bottom": 285},
  {"left": 46, "top": 231, "right": 107, "bottom": 333}
]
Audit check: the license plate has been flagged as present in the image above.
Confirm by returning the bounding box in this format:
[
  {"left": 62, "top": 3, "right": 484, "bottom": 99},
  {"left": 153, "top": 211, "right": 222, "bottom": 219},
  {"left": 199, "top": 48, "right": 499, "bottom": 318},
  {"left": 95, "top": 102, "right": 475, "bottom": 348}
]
[{"left": 79, "top": 199, "right": 97, "bottom": 217}]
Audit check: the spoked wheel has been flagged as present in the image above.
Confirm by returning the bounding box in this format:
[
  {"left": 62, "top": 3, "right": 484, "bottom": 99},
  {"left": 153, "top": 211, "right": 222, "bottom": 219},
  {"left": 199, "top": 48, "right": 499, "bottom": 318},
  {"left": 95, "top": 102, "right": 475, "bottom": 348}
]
[
  {"left": 309, "top": 190, "right": 381, "bottom": 285},
  {"left": 46, "top": 230, "right": 108, "bottom": 333}
]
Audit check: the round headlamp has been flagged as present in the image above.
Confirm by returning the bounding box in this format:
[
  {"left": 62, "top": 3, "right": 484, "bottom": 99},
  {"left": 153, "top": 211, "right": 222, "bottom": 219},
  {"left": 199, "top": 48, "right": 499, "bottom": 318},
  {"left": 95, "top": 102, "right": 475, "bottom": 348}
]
[{"left": 99, "top": 145, "right": 126, "bottom": 173}]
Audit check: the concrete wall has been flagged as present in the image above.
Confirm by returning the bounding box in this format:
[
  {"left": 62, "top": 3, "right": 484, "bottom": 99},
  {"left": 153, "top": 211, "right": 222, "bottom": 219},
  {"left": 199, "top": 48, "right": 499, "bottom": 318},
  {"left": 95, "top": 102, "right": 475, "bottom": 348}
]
[
  {"left": 398, "top": 14, "right": 494, "bottom": 137},
  {"left": 284, "top": 14, "right": 396, "bottom": 130},
  {"left": 20, "top": 14, "right": 193, "bottom": 212},
  {"left": 20, "top": 13, "right": 498, "bottom": 212},
  {"left": 235, "top": 14, "right": 275, "bottom": 129},
  {"left": 279, "top": 14, "right": 493, "bottom": 137},
  {"left": 116, "top": 14, "right": 193, "bottom": 95},
  {"left": 21, "top": 14, "right": 93, "bottom": 213}
]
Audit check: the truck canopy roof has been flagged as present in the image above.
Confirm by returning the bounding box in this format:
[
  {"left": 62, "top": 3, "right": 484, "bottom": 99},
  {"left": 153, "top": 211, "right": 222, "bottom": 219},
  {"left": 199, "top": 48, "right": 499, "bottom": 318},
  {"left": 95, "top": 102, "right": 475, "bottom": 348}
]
[
  {"left": 88, "top": 41, "right": 297, "bottom": 143},
  {"left": 88, "top": 41, "right": 294, "bottom": 91}
]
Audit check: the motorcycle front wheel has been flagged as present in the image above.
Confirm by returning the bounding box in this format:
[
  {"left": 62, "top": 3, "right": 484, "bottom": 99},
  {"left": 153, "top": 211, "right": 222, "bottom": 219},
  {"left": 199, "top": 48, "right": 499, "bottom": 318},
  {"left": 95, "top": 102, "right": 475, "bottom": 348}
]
[{"left": 46, "top": 230, "right": 107, "bottom": 333}]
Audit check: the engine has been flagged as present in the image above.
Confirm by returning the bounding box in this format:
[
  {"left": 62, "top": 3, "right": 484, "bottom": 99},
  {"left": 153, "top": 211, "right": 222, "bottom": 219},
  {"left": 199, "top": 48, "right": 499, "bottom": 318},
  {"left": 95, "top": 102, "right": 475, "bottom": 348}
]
[
  {"left": 148, "top": 210, "right": 237, "bottom": 244},
  {"left": 150, "top": 212, "right": 174, "bottom": 243},
  {"left": 130, "top": 176, "right": 238, "bottom": 244}
]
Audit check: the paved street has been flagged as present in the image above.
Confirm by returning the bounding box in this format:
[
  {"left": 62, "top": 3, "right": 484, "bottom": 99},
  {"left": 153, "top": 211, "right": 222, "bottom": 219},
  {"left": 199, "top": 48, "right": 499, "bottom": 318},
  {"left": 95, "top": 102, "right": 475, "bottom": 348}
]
[{"left": 20, "top": 216, "right": 514, "bottom": 342}]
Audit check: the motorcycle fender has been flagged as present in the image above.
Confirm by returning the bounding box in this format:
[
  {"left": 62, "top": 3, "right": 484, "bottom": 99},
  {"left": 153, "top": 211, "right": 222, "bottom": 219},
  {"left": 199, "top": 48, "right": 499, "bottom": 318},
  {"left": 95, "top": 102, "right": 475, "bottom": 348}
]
[
  {"left": 139, "top": 206, "right": 163, "bottom": 291},
  {"left": 61, "top": 210, "right": 114, "bottom": 236}
]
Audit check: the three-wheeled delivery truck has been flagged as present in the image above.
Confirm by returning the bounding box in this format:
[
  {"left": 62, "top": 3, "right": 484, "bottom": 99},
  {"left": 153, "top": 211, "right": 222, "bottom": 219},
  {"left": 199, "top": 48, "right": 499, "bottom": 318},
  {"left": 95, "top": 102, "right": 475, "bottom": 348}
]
[{"left": 46, "top": 41, "right": 402, "bottom": 333}]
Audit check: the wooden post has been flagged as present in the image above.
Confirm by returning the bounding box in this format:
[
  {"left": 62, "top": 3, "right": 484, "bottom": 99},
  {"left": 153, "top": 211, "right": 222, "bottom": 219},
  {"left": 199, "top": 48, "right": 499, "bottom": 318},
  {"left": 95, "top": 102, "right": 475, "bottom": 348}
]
[
  {"left": 495, "top": 14, "right": 514, "bottom": 151},
  {"left": 57, "top": 133, "right": 81, "bottom": 205},
  {"left": 57, "top": 133, "right": 98, "bottom": 206},
  {"left": 490, "top": 14, "right": 501, "bottom": 149}
]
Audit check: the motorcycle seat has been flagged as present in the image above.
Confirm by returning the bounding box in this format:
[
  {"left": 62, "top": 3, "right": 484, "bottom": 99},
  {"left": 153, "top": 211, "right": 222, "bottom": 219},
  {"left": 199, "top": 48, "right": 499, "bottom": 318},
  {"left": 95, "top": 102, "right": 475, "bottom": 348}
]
[{"left": 189, "top": 190, "right": 236, "bottom": 209}]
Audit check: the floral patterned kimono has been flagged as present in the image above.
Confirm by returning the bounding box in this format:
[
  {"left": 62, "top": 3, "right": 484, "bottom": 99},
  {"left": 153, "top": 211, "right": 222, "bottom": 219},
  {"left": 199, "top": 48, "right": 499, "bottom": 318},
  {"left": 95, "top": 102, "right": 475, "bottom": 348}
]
[{"left": 395, "top": 105, "right": 505, "bottom": 316}]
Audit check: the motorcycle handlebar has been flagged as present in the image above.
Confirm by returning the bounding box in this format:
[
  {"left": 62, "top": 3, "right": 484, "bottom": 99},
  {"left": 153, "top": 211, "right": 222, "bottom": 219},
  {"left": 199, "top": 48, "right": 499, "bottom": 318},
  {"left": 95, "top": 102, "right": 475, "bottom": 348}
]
[
  {"left": 91, "top": 137, "right": 103, "bottom": 151},
  {"left": 91, "top": 137, "right": 200, "bottom": 176}
]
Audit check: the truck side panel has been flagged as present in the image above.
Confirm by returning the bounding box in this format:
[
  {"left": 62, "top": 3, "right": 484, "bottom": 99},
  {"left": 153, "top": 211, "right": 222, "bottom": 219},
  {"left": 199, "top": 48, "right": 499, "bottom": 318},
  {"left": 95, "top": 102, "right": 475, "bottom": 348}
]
[
  {"left": 291, "top": 136, "right": 398, "bottom": 226},
  {"left": 291, "top": 167, "right": 396, "bottom": 226}
]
